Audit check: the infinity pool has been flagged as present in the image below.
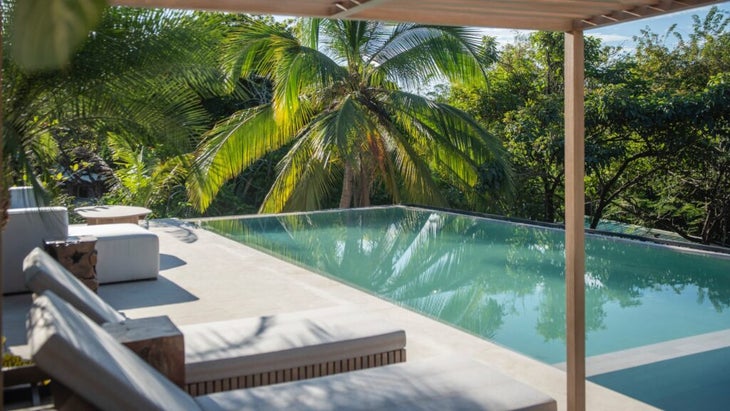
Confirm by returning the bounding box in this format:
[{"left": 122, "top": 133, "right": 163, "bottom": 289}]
[
  {"left": 202, "top": 206, "right": 730, "bottom": 408},
  {"left": 201, "top": 206, "right": 730, "bottom": 366}
]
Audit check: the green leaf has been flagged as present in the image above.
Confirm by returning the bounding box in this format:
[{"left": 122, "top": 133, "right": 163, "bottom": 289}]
[{"left": 11, "top": 0, "right": 107, "bottom": 71}]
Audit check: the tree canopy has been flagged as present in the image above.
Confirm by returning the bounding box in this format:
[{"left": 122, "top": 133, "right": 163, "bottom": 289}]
[
  {"left": 3, "top": 3, "right": 728, "bottom": 246},
  {"left": 445, "top": 6, "right": 730, "bottom": 246}
]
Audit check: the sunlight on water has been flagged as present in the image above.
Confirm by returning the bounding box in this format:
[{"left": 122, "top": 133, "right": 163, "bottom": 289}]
[{"left": 202, "top": 206, "right": 730, "bottom": 364}]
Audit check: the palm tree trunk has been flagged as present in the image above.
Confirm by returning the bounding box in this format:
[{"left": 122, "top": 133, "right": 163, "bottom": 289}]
[
  {"left": 359, "top": 166, "right": 371, "bottom": 208},
  {"left": 340, "top": 163, "right": 353, "bottom": 208}
]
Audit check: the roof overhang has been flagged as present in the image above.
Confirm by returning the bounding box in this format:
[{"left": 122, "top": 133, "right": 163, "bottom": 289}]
[{"left": 111, "top": 0, "right": 725, "bottom": 31}]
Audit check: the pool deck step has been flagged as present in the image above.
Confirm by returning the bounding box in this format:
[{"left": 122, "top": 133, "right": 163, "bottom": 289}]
[{"left": 553, "top": 328, "right": 730, "bottom": 376}]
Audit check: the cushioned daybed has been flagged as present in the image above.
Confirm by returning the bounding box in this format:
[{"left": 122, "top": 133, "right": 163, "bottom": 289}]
[
  {"left": 29, "top": 291, "right": 558, "bottom": 411},
  {"left": 23, "top": 248, "right": 406, "bottom": 394}
]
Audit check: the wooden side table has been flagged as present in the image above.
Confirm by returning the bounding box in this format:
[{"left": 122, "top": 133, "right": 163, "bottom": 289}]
[{"left": 43, "top": 236, "right": 98, "bottom": 292}]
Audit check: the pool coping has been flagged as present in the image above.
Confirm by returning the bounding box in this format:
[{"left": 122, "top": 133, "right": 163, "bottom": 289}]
[
  {"left": 193, "top": 204, "right": 730, "bottom": 256},
  {"left": 553, "top": 328, "right": 730, "bottom": 376}
]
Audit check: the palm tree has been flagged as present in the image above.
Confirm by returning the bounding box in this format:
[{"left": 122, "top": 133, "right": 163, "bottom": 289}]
[
  {"left": 2, "top": 5, "right": 222, "bottom": 207},
  {"left": 189, "top": 18, "right": 511, "bottom": 213}
]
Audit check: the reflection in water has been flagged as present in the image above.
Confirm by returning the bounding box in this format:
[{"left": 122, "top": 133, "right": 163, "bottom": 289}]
[{"left": 203, "top": 206, "right": 730, "bottom": 363}]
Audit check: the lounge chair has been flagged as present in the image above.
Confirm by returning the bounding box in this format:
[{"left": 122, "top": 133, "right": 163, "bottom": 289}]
[
  {"left": 28, "top": 291, "right": 558, "bottom": 411},
  {"left": 23, "top": 247, "right": 406, "bottom": 394}
]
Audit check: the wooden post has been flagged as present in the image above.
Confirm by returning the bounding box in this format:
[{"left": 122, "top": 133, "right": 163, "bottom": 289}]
[
  {"left": 564, "top": 30, "right": 586, "bottom": 411},
  {"left": 102, "top": 316, "right": 185, "bottom": 388}
]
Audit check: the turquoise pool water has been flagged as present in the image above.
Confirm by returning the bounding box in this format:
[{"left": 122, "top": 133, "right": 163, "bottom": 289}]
[{"left": 201, "top": 206, "right": 730, "bottom": 365}]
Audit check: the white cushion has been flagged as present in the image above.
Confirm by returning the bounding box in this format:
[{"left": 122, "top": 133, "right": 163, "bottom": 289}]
[
  {"left": 28, "top": 291, "right": 201, "bottom": 411},
  {"left": 180, "top": 306, "right": 406, "bottom": 383},
  {"left": 195, "top": 355, "right": 557, "bottom": 411},
  {"left": 68, "top": 223, "right": 159, "bottom": 283},
  {"left": 24, "top": 247, "right": 125, "bottom": 324}
]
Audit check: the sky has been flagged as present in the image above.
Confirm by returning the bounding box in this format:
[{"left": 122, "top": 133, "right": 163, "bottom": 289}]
[{"left": 479, "top": 4, "right": 728, "bottom": 51}]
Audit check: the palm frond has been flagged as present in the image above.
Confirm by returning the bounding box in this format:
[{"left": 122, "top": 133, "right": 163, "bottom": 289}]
[
  {"left": 372, "top": 24, "right": 488, "bottom": 90},
  {"left": 221, "top": 20, "right": 348, "bottom": 135},
  {"left": 297, "top": 18, "right": 322, "bottom": 49},
  {"left": 375, "top": 90, "right": 512, "bottom": 202},
  {"left": 355, "top": 94, "right": 447, "bottom": 205},
  {"left": 259, "top": 134, "right": 338, "bottom": 213},
  {"left": 258, "top": 97, "right": 374, "bottom": 213},
  {"left": 188, "top": 105, "right": 296, "bottom": 211},
  {"left": 270, "top": 46, "right": 345, "bottom": 132},
  {"left": 100, "top": 75, "right": 211, "bottom": 151},
  {"left": 317, "top": 95, "right": 376, "bottom": 154},
  {"left": 220, "top": 19, "right": 300, "bottom": 81}
]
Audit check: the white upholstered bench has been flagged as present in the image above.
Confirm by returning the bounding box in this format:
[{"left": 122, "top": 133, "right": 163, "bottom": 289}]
[{"left": 69, "top": 223, "right": 159, "bottom": 283}]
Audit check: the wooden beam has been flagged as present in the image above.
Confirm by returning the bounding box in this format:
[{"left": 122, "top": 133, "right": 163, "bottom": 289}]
[
  {"left": 109, "top": 0, "right": 728, "bottom": 31},
  {"left": 111, "top": 0, "right": 334, "bottom": 17},
  {"left": 353, "top": 8, "right": 575, "bottom": 31},
  {"left": 329, "top": 0, "right": 393, "bottom": 19},
  {"left": 564, "top": 30, "right": 586, "bottom": 411},
  {"left": 576, "top": 0, "right": 720, "bottom": 30}
]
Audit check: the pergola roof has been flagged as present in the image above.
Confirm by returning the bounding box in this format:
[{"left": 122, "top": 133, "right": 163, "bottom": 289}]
[{"left": 114, "top": 0, "right": 723, "bottom": 31}]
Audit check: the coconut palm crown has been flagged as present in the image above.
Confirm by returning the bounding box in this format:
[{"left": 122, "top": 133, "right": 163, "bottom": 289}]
[{"left": 189, "top": 18, "right": 512, "bottom": 213}]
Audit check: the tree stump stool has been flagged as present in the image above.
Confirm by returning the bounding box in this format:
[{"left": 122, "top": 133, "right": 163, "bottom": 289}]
[{"left": 43, "top": 236, "right": 99, "bottom": 292}]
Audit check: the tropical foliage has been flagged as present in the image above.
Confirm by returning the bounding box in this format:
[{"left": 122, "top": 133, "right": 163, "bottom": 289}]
[
  {"left": 3, "top": 2, "right": 729, "bottom": 247},
  {"left": 9, "top": 0, "right": 107, "bottom": 71},
  {"left": 2, "top": 4, "right": 223, "bottom": 213},
  {"left": 617, "top": 9, "right": 730, "bottom": 245},
  {"left": 446, "top": 6, "right": 730, "bottom": 246},
  {"left": 187, "top": 18, "right": 512, "bottom": 213}
]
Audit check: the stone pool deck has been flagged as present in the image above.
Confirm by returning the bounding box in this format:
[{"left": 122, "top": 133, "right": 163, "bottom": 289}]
[{"left": 2, "top": 218, "right": 656, "bottom": 410}]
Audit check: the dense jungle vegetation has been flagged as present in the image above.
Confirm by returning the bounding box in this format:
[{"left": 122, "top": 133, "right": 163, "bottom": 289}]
[{"left": 3, "top": 3, "right": 729, "bottom": 246}]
